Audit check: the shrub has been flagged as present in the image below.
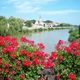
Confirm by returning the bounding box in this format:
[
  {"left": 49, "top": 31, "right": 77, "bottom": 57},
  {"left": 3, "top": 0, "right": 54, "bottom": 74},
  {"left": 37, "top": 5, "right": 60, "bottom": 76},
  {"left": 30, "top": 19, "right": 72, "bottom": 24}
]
[
  {"left": 52, "top": 40, "right": 80, "bottom": 80},
  {"left": 68, "top": 29, "right": 80, "bottom": 42},
  {"left": 0, "top": 36, "right": 80, "bottom": 80},
  {"left": 0, "top": 36, "right": 53, "bottom": 80}
]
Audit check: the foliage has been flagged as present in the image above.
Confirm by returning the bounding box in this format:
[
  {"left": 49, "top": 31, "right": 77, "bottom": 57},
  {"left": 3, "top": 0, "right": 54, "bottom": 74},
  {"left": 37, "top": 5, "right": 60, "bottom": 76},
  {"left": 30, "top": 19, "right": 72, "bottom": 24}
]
[
  {"left": 0, "top": 16, "right": 32, "bottom": 36},
  {"left": 44, "top": 20, "right": 53, "bottom": 23},
  {"left": 0, "top": 35, "right": 80, "bottom": 80},
  {"left": 0, "top": 16, "right": 7, "bottom": 27},
  {"left": 0, "top": 36, "right": 54, "bottom": 80},
  {"left": 24, "top": 20, "right": 32, "bottom": 27},
  {"left": 30, "top": 20, "right": 36, "bottom": 24},
  {"left": 8, "top": 16, "right": 23, "bottom": 32},
  {"left": 68, "top": 28, "right": 80, "bottom": 42},
  {"left": 52, "top": 40, "right": 80, "bottom": 80},
  {"left": 59, "top": 23, "right": 72, "bottom": 27}
]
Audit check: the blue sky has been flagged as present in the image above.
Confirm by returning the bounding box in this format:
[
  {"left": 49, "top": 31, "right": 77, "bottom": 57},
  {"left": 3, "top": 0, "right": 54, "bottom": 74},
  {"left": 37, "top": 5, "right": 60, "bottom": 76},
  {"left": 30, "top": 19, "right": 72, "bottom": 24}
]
[{"left": 0, "top": 0, "right": 80, "bottom": 25}]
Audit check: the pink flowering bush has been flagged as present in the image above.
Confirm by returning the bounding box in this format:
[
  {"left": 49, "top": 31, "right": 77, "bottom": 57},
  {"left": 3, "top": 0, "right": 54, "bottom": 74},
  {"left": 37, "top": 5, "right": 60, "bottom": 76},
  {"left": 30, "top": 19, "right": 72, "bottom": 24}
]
[
  {"left": 0, "top": 36, "right": 54, "bottom": 80},
  {"left": 52, "top": 40, "right": 80, "bottom": 80},
  {"left": 0, "top": 36, "right": 80, "bottom": 80}
]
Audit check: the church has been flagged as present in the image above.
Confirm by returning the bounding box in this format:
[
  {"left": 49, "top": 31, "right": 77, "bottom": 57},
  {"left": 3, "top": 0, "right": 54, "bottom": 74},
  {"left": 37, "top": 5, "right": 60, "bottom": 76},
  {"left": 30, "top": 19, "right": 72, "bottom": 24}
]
[{"left": 32, "top": 17, "right": 59, "bottom": 29}]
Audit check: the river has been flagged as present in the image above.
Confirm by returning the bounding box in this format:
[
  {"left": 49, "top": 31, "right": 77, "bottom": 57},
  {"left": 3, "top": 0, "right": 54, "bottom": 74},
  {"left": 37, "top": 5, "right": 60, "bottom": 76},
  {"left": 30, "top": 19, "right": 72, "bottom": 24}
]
[{"left": 27, "top": 29, "right": 69, "bottom": 53}]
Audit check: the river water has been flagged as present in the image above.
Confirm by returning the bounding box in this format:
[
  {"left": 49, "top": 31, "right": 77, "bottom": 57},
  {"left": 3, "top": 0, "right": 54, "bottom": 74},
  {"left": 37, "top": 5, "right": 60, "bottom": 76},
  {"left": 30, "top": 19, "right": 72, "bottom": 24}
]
[{"left": 27, "top": 29, "right": 69, "bottom": 53}]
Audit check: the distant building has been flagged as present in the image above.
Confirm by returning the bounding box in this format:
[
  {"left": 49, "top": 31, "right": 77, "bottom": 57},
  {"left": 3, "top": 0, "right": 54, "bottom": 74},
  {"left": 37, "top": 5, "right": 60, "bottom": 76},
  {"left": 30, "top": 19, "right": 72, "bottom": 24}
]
[
  {"left": 32, "top": 17, "right": 59, "bottom": 28},
  {"left": 32, "top": 16, "right": 45, "bottom": 28}
]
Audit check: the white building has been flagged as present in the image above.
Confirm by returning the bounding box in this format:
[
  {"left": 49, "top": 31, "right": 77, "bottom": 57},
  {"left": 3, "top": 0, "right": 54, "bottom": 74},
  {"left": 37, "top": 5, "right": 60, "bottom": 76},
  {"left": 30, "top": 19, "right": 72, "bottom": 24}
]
[
  {"left": 32, "top": 17, "right": 59, "bottom": 29},
  {"left": 32, "top": 16, "right": 45, "bottom": 29}
]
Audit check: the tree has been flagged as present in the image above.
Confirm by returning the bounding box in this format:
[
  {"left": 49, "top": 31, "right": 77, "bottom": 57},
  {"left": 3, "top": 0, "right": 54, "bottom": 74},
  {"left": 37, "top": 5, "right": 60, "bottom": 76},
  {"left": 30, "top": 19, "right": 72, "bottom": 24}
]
[
  {"left": 59, "top": 23, "right": 71, "bottom": 26},
  {"left": 8, "top": 16, "right": 23, "bottom": 32},
  {"left": 44, "top": 20, "right": 53, "bottom": 23},
  {"left": 0, "top": 16, "right": 7, "bottom": 27},
  {"left": 30, "top": 20, "right": 36, "bottom": 24},
  {"left": 25, "top": 20, "right": 32, "bottom": 27},
  {"left": 0, "top": 16, "right": 9, "bottom": 36}
]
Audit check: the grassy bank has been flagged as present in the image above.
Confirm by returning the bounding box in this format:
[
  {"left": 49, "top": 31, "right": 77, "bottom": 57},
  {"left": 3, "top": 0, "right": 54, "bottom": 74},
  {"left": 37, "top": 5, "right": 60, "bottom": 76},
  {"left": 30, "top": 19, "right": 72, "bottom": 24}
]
[
  {"left": 0, "top": 25, "right": 72, "bottom": 38},
  {"left": 68, "top": 28, "right": 80, "bottom": 42}
]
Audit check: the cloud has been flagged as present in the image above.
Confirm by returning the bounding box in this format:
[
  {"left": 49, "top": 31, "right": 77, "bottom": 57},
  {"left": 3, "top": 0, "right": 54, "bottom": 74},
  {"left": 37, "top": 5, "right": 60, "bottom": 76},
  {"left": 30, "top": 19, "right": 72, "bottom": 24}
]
[
  {"left": 39, "top": 9, "right": 80, "bottom": 15},
  {"left": 32, "top": 0, "right": 54, "bottom": 4},
  {"left": 7, "top": 0, "right": 55, "bottom": 13}
]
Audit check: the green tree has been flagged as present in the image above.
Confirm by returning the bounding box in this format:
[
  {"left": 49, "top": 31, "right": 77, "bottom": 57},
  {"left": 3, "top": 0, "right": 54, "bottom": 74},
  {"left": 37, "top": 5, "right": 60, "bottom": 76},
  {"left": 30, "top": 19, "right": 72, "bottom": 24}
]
[
  {"left": 44, "top": 20, "right": 53, "bottom": 23},
  {"left": 59, "top": 23, "right": 71, "bottom": 27},
  {"left": 0, "top": 16, "right": 9, "bottom": 36},
  {"left": 30, "top": 20, "right": 36, "bottom": 24},
  {"left": 0, "top": 16, "right": 7, "bottom": 27},
  {"left": 25, "top": 20, "right": 32, "bottom": 27},
  {"left": 8, "top": 16, "right": 23, "bottom": 32}
]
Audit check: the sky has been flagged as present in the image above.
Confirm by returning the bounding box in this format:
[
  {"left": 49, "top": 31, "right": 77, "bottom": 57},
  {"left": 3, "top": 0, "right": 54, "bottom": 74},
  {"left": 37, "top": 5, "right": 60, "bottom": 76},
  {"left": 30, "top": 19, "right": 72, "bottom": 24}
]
[{"left": 0, "top": 0, "right": 80, "bottom": 25}]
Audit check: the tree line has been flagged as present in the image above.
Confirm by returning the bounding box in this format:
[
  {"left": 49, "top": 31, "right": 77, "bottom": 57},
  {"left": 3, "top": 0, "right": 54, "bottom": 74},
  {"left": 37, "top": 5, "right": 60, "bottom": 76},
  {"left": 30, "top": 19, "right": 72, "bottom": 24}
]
[{"left": 0, "top": 16, "right": 72, "bottom": 36}]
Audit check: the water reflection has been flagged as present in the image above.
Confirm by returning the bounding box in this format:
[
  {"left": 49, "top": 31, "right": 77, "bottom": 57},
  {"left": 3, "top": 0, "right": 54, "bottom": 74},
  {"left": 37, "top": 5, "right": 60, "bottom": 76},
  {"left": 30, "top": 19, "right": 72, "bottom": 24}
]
[{"left": 27, "top": 29, "right": 69, "bottom": 53}]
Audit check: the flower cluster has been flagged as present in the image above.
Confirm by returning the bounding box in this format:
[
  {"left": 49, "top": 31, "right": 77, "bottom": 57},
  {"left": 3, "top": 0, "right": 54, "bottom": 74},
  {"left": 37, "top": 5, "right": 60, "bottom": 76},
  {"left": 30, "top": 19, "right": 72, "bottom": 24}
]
[
  {"left": 53, "top": 40, "right": 80, "bottom": 80},
  {"left": 0, "top": 36, "right": 80, "bottom": 80},
  {"left": 0, "top": 36, "right": 54, "bottom": 80}
]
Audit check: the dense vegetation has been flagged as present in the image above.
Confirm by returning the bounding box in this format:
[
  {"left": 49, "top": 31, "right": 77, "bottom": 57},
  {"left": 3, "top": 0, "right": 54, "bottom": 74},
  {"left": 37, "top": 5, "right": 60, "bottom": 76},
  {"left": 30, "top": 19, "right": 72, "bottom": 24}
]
[
  {"left": 0, "top": 15, "right": 80, "bottom": 80},
  {"left": 68, "top": 28, "right": 80, "bottom": 42},
  {"left": 0, "top": 36, "right": 80, "bottom": 80},
  {"left": 0, "top": 16, "right": 33, "bottom": 36},
  {"left": 0, "top": 16, "right": 73, "bottom": 36}
]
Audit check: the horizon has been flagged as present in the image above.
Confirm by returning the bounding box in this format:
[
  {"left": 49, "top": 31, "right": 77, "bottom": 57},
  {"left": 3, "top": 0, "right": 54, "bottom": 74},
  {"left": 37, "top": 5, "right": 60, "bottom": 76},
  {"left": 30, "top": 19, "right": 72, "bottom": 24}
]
[{"left": 0, "top": 0, "right": 80, "bottom": 25}]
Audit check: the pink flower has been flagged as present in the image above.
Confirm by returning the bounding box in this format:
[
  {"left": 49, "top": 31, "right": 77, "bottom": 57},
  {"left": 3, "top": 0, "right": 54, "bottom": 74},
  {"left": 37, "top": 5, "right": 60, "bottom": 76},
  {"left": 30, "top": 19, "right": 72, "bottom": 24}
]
[
  {"left": 58, "top": 40, "right": 64, "bottom": 45},
  {"left": 59, "top": 55, "right": 63, "bottom": 61},
  {"left": 0, "top": 40, "right": 5, "bottom": 46},
  {"left": 23, "top": 59, "right": 31, "bottom": 67},
  {"left": 56, "top": 73, "right": 60, "bottom": 80},
  {"left": 2, "top": 46, "right": 16, "bottom": 53},
  {"left": 33, "top": 58, "right": 40, "bottom": 65},
  {"left": 37, "top": 43, "right": 45, "bottom": 49},
  {"left": 4, "top": 63, "right": 10, "bottom": 68},
  {"left": 50, "top": 52, "right": 58, "bottom": 59},
  {"left": 11, "top": 70, "right": 16, "bottom": 75},
  {"left": 27, "top": 40, "right": 34, "bottom": 45},
  {"left": 21, "top": 36, "right": 27, "bottom": 42},
  {"left": 44, "top": 59, "right": 54, "bottom": 68},
  {"left": 74, "top": 51, "right": 80, "bottom": 55},
  {"left": 20, "top": 74, "right": 25, "bottom": 79},
  {"left": 68, "top": 72, "right": 76, "bottom": 80},
  {"left": 5, "top": 68, "right": 9, "bottom": 74},
  {"left": 0, "top": 58, "right": 2, "bottom": 65},
  {"left": 16, "top": 60, "right": 21, "bottom": 65},
  {"left": 38, "top": 77, "right": 45, "bottom": 80},
  {"left": 10, "top": 53, "right": 16, "bottom": 59},
  {"left": 20, "top": 50, "right": 27, "bottom": 55},
  {"left": 64, "top": 47, "right": 71, "bottom": 53}
]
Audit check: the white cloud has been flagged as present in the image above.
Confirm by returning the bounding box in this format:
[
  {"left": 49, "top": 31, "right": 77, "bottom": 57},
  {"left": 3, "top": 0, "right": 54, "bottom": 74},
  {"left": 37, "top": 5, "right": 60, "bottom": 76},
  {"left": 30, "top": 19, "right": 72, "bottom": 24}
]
[
  {"left": 32, "top": 0, "right": 54, "bottom": 4},
  {"left": 39, "top": 10, "right": 80, "bottom": 15},
  {"left": 7, "top": 0, "right": 56, "bottom": 13},
  {"left": 7, "top": 0, "right": 80, "bottom": 16}
]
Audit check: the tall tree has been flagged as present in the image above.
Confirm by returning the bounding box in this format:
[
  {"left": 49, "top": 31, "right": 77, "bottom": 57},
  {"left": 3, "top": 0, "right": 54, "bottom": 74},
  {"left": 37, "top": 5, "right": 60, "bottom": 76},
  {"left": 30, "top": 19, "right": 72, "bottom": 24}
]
[
  {"left": 8, "top": 16, "right": 23, "bottom": 31},
  {"left": 0, "top": 16, "right": 7, "bottom": 27},
  {"left": 25, "top": 20, "right": 32, "bottom": 27}
]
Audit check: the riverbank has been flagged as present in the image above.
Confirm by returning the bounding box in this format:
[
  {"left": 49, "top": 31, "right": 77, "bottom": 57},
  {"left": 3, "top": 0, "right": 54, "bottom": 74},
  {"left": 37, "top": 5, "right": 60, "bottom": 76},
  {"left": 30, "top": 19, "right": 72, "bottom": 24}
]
[
  {"left": 0, "top": 23, "right": 73, "bottom": 37},
  {"left": 23, "top": 26, "right": 72, "bottom": 32},
  {"left": 9, "top": 26, "right": 71, "bottom": 39},
  {"left": 21, "top": 26, "right": 72, "bottom": 35}
]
